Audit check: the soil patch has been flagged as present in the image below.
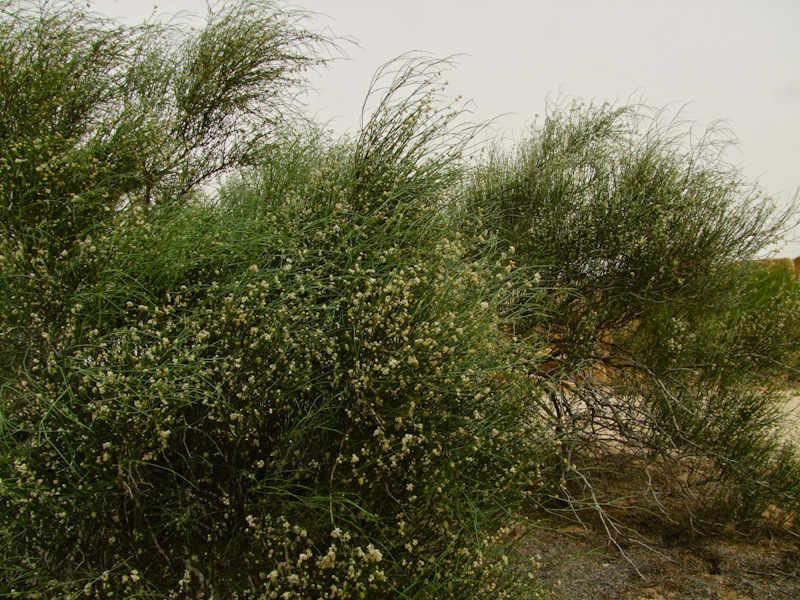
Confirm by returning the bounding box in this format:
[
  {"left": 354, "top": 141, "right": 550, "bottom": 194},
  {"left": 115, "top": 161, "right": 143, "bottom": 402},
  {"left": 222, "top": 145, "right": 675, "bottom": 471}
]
[
  {"left": 516, "top": 445, "right": 800, "bottom": 599},
  {"left": 520, "top": 516, "right": 799, "bottom": 599}
]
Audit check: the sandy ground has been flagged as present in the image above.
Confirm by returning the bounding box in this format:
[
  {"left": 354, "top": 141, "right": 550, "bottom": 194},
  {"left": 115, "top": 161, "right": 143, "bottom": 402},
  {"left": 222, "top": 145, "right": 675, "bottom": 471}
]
[{"left": 521, "top": 519, "right": 800, "bottom": 600}]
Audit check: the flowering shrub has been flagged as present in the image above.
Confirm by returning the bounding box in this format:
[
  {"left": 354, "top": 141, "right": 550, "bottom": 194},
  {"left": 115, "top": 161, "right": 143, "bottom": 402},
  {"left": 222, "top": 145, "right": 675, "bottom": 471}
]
[{"left": 0, "top": 51, "right": 550, "bottom": 597}]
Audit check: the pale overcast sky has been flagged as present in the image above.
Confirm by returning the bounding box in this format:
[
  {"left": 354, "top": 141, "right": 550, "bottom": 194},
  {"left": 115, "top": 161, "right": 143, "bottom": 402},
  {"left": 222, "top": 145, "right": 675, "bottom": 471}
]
[{"left": 89, "top": 0, "right": 800, "bottom": 255}]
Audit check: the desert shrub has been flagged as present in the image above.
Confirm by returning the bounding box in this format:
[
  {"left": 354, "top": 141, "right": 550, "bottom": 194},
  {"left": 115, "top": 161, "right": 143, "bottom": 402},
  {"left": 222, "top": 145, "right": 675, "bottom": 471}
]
[
  {"left": 464, "top": 98, "right": 800, "bottom": 533},
  {"left": 0, "top": 57, "right": 550, "bottom": 598}
]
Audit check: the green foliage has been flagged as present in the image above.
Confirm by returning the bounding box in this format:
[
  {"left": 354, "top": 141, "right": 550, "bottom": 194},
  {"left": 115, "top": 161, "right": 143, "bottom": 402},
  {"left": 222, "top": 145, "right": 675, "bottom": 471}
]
[
  {"left": 351, "top": 54, "right": 479, "bottom": 215},
  {"left": 0, "top": 0, "right": 328, "bottom": 246},
  {"left": 1, "top": 53, "right": 548, "bottom": 598}
]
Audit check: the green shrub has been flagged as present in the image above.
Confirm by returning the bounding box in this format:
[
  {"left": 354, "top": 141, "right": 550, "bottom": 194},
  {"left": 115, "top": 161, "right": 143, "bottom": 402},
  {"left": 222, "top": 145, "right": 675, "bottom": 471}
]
[
  {"left": 465, "top": 98, "right": 800, "bottom": 532},
  {"left": 1, "top": 57, "right": 549, "bottom": 598}
]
